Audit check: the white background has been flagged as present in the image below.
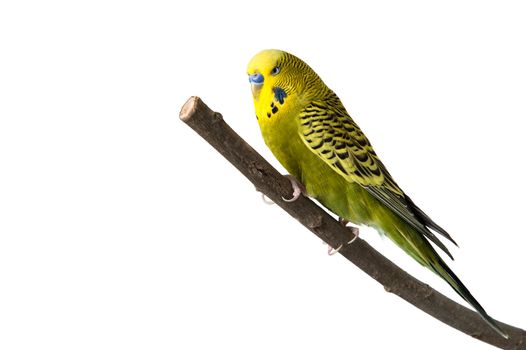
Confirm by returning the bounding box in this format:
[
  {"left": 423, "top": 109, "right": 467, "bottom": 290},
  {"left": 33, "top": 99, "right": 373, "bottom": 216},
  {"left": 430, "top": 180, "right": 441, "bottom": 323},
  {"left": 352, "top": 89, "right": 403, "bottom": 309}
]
[{"left": 1, "top": 1, "right": 525, "bottom": 349}]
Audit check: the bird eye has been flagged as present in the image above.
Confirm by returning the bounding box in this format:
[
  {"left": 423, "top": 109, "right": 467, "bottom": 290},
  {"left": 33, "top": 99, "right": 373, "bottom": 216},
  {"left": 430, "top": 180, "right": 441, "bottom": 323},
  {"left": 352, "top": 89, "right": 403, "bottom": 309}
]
[{"left": 270, "top": 66, "right": 281, "bottom": 75}]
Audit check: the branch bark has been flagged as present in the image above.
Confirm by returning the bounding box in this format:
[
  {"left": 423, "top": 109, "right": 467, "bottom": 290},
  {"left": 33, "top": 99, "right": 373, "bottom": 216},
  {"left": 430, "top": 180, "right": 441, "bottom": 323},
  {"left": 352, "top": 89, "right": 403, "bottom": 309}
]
[{"left": 179, "top": 96, "right": 525, "bottom": 349}]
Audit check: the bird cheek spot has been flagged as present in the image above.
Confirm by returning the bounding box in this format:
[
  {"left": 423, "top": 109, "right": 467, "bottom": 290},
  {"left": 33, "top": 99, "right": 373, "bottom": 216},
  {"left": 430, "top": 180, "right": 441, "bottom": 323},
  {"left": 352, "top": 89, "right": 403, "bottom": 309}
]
[
  {"left": 273, "top": 87, "right": 287, "bottom": 105},
  {"left": 269, "top": 102, "right": 279, "bottom": 114}
]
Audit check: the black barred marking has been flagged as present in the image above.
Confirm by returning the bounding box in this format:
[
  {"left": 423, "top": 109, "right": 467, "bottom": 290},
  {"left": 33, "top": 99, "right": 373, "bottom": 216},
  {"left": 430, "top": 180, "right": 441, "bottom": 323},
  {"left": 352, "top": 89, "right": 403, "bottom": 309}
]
[
  {"left": 356, "top": 153, "right": 369, "bottom": 162},
  {"left": 304, "top": 112, "right": 327, "bottom": 118},
  {"left": 323, "top": 137, "right": 333, "bottom": 142},
  {"left": 311, "top": 101, "right": 326, "bottom": 108},
  {"left": 311, "top": 142, "right": 323, "bottom": 150},
  {"left": 334, "top": 160, "right": 348, "bottom": 174},
  {"left": 335, "top": 142, "right": 346, "bottom": 150},
  {"left": 356, "top": 138, "right": 369, "bottom": 147},
  {"left": 337, "top": 152, "right": 349, "bottom": 160},
  {"left": 321, "top": 149, "right": 331, "bottom": 154},
  {"left": 304, "top": 105, "right": 325, "bottom": 111},
  {"left": 303, "top": 130, "right": 315, "bottom": 137},
  {"left": 355, "top": 161, "right": 366, "bottom": 172},
  {"left": 370, "top": 167, "right": 381, "bottom": 176}
]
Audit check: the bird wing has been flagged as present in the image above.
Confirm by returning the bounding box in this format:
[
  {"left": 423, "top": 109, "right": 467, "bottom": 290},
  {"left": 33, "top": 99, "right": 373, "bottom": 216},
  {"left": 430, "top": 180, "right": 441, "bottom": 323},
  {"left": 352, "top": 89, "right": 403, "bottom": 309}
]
[{"left": 298, "top": 96, "right": 457, "bottom": 257}]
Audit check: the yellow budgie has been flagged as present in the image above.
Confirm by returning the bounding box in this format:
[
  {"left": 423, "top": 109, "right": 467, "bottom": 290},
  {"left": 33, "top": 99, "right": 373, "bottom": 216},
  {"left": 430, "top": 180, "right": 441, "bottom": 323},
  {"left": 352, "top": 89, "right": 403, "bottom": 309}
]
[{"left": 247, "top": 49, "right": 507, "bottom": 338}]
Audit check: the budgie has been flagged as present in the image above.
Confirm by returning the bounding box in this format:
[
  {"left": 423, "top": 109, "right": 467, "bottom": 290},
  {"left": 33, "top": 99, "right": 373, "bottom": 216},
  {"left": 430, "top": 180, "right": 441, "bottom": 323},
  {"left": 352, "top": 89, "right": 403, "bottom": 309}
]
[{"left": 246, "top": 49, "right": 507, "bottom": 338}]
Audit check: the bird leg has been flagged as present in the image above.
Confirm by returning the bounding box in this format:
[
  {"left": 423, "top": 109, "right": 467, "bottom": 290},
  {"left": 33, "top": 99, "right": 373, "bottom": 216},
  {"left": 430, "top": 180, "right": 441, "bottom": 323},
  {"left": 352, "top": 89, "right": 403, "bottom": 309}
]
[
  {"left": 327, "top": 218, "right": 360, "bottom": 255},
  {"left": 282, "top": 175, "right": 306, "bottom": 202},
  {"left": 338, "top": 217, "right": 349, "bottom": 226}
]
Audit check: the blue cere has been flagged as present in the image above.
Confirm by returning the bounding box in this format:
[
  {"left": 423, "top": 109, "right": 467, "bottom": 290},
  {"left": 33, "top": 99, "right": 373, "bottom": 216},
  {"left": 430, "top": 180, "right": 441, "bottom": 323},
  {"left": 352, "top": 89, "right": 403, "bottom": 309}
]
[{"left": 249, "top": 73, "right": 264, "bottom": 85}]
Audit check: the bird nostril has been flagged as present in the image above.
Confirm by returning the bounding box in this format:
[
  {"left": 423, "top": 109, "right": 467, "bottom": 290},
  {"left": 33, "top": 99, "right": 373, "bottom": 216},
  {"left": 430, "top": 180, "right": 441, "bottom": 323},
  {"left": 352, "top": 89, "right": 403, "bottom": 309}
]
[{"left": 250, "top": 73, "right": 264, "bottom": 84}]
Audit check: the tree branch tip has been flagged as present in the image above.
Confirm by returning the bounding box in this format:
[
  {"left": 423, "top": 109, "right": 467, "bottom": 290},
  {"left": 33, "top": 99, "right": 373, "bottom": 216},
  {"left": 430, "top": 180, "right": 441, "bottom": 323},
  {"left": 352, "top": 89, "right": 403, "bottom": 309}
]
[
  {"left": 179, "top": 96, "right": 200, "bottom": 122},
  {"left": 180, "top": 96, "right": 224, "bottom": 125}
]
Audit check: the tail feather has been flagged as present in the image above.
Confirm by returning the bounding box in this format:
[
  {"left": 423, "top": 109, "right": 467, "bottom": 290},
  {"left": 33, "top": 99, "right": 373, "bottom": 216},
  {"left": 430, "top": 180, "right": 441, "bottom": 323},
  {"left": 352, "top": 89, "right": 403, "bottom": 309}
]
[
  {"left": 430, "top": 258, "right": 508, "bottom": 338},
  {"left": 376, "top": 200, "right": 507, "bottom": 338},
  {"left": 405, "top": 195, "right": 459, "bottom": 247}
]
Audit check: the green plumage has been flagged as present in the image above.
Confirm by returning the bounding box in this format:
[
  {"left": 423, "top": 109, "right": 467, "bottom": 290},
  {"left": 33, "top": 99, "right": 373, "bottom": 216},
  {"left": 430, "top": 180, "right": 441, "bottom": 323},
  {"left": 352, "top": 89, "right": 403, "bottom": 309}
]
[{"left": 247, "top": 49, "right": 506, "bottom": 338}]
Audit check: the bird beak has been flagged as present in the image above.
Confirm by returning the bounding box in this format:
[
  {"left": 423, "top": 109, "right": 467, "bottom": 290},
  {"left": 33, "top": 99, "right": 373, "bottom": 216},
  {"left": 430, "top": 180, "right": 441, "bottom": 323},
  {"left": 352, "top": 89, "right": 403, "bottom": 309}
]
[
  {"left": 251, "top": 83, "right": 262, "bottom": 99},
  {"left": 248, "top": 73, "right": 264, "bottom": 99}
]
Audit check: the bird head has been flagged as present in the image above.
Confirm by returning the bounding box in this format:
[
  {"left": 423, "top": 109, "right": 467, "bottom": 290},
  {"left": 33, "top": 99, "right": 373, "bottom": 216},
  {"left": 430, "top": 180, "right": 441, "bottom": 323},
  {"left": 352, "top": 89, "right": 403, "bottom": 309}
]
[
  {"left": 247, "top": 49, "right": 284, "bottom": 101},
  {"left": 247, "top": 49, "right": 323, "bottom": 103}
]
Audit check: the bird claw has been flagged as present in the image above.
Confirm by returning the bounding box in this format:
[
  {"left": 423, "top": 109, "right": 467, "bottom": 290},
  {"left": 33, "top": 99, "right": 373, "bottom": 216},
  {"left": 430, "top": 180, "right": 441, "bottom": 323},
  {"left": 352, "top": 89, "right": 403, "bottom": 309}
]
[
  {"left": 347, "top": 228, "right": 359, "bottom": 245},
  {"left": 261, "top": 193, "right": 275, "bottom": 205},
  {"left": 282, "top": 175, "right": 305, "bottom": 202},
  {"left": 327, "top": 244, "right": 343, "bottom": 255},
  {"left": 326, "top": 218, "right": 360, "bottom": 255},
  {"left": 340, "top": 217, "right": 360, "bottom": 244},
  {"left": 257, "top": 175, "right": 305, "bottom": 205}
]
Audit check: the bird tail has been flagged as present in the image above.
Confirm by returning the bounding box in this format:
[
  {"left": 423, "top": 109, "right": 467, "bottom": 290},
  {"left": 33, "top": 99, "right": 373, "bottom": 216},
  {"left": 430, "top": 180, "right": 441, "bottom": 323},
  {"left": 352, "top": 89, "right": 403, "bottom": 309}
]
[
  {"left": 383, "top": 216, "right": 508, "bottom": 338},
  {"left": 428, "top": 256, "right": 508, "bottom": 338}
]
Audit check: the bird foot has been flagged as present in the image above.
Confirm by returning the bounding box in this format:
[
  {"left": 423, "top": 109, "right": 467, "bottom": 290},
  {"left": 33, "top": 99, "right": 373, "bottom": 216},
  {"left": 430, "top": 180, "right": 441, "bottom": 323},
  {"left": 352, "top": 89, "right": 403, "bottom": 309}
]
[
  {"left": 258, "top": 175, "right": 305, "bottom": 205},
  {"left": 339, "top": 217, "right": 360, "bottom": 244},
  {"left": 282, "top": 175, "right": 306, "bottom": 202},
  {"left": 326, "top": 218, "right": 360, "bottom": 255}
]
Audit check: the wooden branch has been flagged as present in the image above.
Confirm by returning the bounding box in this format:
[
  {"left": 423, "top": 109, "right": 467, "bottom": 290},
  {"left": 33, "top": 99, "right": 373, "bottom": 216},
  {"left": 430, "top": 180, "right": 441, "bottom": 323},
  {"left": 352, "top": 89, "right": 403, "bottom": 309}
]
[{"left": 179, "top": 96, "right": 525, "bottom": 349}]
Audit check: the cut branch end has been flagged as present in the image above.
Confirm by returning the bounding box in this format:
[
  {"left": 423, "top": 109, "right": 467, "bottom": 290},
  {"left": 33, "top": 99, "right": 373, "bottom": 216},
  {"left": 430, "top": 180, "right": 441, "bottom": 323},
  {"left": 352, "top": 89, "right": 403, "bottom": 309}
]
[{"left": 179, "top": 96, "right": 200, "bottom": 122}]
